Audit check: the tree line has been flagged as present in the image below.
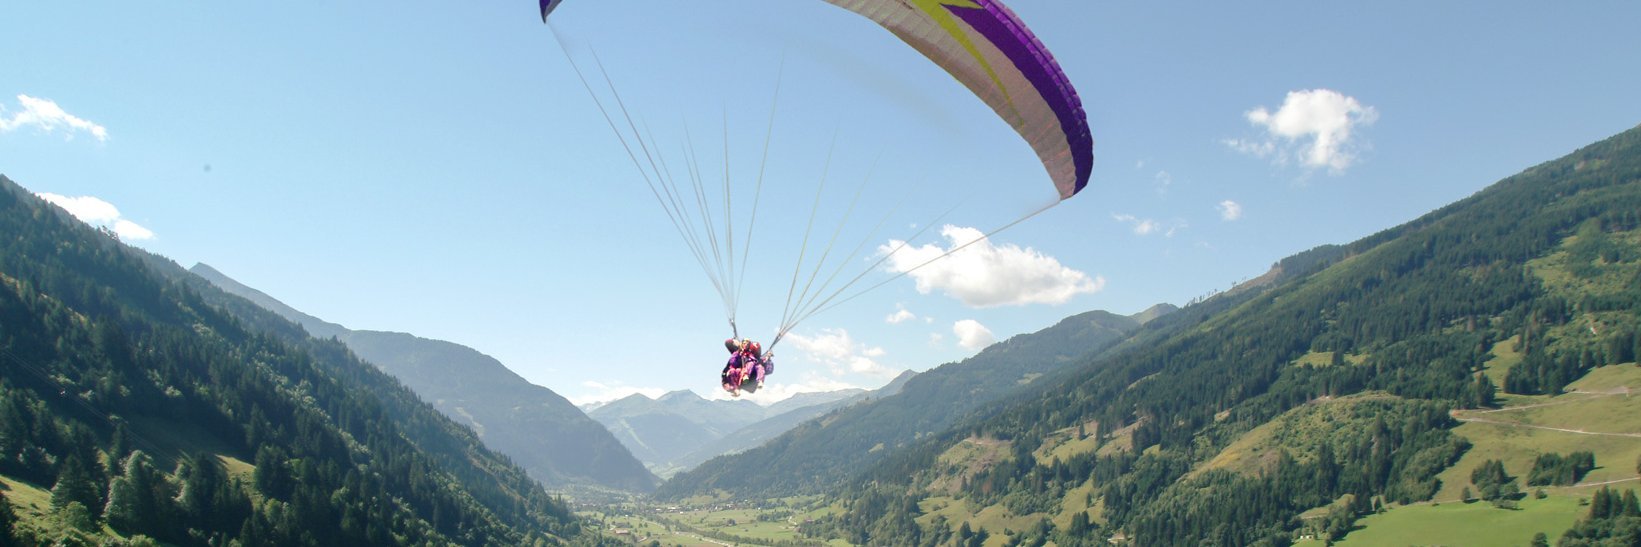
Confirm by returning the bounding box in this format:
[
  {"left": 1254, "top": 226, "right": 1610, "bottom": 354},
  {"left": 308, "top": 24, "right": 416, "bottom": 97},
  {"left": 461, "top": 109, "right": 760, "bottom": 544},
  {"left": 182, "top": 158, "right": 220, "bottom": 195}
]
[{"left": 0, "top": 176, "right": 610, "bottom": 545}]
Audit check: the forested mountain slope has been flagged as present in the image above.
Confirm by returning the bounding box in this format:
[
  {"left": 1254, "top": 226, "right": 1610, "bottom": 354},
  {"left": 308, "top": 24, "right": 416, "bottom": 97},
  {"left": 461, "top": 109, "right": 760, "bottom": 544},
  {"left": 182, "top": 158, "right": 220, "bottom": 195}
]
[
  {"left": 811, "top": 125, "right": 1641, "bottom": 545},
  {"left": 0, "top": 175, "right": 602, "bottom": 545},
  {"left": 656, "top": 308, "right": 1163, "bottom": 499},
  {"left": 190, "top": 264, "right": 658, "bottom": 492}
]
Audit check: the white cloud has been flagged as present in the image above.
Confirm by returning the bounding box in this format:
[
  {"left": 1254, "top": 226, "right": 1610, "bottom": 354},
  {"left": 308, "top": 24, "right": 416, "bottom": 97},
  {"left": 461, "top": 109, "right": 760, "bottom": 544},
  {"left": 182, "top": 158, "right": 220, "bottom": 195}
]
[
  {"left": 36, "top": 193, "right": 155, "bottom": 240},
  {"left": 568, "top": 381, "right": 668, "bottom": 407},
  {"left": 928, "top": 333, "right": 946, "bottom": 346},
  {"left": 1154, "top": 170, "right": 1173, "bottom": 194},
  {"left": 953, "top": 319, "right": 995, "bottom": 351},
  {"left": 1224, "top": 138, "right": 1275, "bottom": 158},
  {"left": 784, "top": 328, "right": 893, "bottom": 377},
  {"left": 1218, "top": 200, "right": 1244, "bottom": 221},
  {"left": 1, "top": 95, "right": 108, "bottom": 142},
  {"left": 38, "top": 193, "right": 119, "bottom": 222},
  {"left": 1226, "top": 89, "right": 1377, "bottom": 174},
  {"left": 1113, "top": 214, "right": 1185, "bottom": 238},
  {"left": 1113, "top": 214, "right": 1158, "bottom": 236},
  {"left": 885, "top": 305, "right": 916, "bottom": 325},
  {"left": 113, "top": 219, "right": 155, "bottom": 240},
  {"left": 879, "top": 225, "right": 1102, "bottom": 308}
]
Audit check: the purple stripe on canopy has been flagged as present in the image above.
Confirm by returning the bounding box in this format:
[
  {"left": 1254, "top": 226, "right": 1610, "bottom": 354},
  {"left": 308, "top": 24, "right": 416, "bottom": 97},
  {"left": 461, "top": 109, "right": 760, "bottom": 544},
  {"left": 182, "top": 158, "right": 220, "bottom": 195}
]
[
  {"left": 948, "top": 1, "right": 1092, "bottom": 199},
  {"left": 539, "top": 0, "right": 564, "bottom": 22}
]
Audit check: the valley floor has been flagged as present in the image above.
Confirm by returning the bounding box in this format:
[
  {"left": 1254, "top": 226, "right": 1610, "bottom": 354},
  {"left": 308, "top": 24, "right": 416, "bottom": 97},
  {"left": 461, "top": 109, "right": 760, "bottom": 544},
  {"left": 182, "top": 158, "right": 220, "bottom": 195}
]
[{"left": 579, "top": 497, "right": 843, "bottom": 547}]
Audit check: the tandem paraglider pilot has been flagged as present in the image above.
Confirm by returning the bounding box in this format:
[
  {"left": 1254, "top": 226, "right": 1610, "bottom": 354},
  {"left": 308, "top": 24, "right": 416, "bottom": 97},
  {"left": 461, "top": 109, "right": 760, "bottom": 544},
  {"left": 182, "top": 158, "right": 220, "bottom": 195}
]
[{"left": 720, "top": 338, "right": 773, "bottom": 397}]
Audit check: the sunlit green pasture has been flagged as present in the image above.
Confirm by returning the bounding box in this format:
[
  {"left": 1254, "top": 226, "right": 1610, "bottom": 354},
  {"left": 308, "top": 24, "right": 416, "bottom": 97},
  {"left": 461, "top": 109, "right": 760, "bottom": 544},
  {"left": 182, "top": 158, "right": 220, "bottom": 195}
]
[
  {"left": 1440, "top": 364, "right": 1641, "bottom": 501},
  {"left": 1334, "top": 493, "right": 1589, "bottom": 546}
]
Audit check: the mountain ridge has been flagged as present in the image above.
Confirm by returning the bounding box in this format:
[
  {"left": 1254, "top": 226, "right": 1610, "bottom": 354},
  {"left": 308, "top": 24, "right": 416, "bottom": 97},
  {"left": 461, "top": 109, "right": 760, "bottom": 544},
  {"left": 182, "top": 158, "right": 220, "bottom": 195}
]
[
  {"left": 190, "top": 262, "right": 659, "bottom": 492},
  {"left": 0, "top": 174, "right": 593, "bottom": 544},
  {"left": 803, "top": 123, "right": 1641, "bottom": 545},
  {"left": 584, "top": 383, "right": 877, "bottom": 477}
]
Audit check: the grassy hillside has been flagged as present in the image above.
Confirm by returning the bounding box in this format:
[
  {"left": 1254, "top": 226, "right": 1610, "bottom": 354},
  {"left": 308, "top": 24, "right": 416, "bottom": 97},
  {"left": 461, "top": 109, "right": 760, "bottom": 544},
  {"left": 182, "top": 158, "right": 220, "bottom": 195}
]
[
  {"left": 1333, "top": 366, "right": 1641, "bottom": 545},
  {"left": 1329, "top": 494, "right": 1589, "bottom": 547},
  {"left": 803, "top": 124, "right": 1641, "bottom": 546}
]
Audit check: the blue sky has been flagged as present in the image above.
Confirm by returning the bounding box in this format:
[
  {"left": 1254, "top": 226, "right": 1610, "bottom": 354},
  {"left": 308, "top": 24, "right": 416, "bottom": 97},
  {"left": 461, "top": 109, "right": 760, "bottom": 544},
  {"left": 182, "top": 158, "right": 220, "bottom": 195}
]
[{"left": 4, "top": 2, "right": 1638, "bottom": 406}]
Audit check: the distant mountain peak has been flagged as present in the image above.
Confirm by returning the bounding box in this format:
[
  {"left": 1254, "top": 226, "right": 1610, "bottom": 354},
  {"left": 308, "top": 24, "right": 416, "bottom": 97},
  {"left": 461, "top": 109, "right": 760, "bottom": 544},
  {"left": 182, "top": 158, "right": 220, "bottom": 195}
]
[
  {"left": 189, "top": 262, "right": 349, "bottom": 338},
  {"left": 1130, "top": 303, "right": 1179, "bottom": 325},
  {"left": 659, "top": 389, "right": 703, "bottom": 402},
  {"left": 615, "top": 392, "right": 655, "bottom": 403}
]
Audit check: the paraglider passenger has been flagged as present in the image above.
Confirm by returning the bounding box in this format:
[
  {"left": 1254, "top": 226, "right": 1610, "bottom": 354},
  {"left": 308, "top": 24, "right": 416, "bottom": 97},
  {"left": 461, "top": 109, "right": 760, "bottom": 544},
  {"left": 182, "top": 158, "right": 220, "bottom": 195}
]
[
  {"left": 742, "top": 340, "right": 767, "bottom": 391},
  {"left": 721, "top": 338, "right": 770, "bottom": 397},
  {"left": 722, "top": 339, "right": 750, "bottom": 396}
]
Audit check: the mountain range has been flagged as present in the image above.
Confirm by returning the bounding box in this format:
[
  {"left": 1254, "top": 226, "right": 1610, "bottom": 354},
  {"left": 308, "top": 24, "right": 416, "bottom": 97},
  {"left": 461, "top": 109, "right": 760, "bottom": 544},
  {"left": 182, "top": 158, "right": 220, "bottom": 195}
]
[
  {"left": 757, "top": 124, "right": 1641, "bottom": 545},
  {"left": 583, "top": 372, "right": 914, "bottom": 477},
  {"left": 658, "top": 305, "right": 1173, "bottom": 498},
  {"left": 192, "top": 261, "right": 928, "bottom": 487},
  {"left": 189, "top": 263, "right": 659, "bottom": 492},
  {"left": 6, "top": 120, "right": 1638, "bottom": 545}
]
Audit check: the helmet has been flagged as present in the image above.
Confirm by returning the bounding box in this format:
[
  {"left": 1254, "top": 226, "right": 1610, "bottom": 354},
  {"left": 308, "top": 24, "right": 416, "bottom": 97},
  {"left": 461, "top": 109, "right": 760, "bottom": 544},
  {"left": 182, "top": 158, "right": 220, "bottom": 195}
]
[
  {"left": 725, "top": 338, "right": 741, "bottom": 352},
  {"left": 745, "top": 341, "right": 762, "bottom": 358}
]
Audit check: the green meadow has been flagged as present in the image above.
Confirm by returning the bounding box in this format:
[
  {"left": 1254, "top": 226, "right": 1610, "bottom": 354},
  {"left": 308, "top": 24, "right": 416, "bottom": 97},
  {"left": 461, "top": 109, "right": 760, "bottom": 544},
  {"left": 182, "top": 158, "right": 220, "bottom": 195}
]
[
  {"left": 1340, "top": 363, "right": 1641, "bottom": 544},
  {"left": 1334, "top": 494, "right": 1592, "bottom": 546}
]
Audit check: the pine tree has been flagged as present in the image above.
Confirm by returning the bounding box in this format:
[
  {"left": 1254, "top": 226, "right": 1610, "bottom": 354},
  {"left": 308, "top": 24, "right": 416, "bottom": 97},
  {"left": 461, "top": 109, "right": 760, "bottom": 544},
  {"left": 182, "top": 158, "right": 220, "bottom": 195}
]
[
  {"left": 0, "top": 490, "right": 18, "bottom": 547},
  {"left": 105, "top": 450, "right": 176, "bottom": 539},
  {"left": 50, "top": 455, "right": 101, "bottom": 519},
  {"left": 178, "top": 452, "right": 222, "bottom": 523},
  {"left": 1068, "top": 511, "right": 1091, "bottom": 535},
  {"left": 1590, "top": 486, "right": 1613, "bottom": 519},
  {"left": 107, "top": 421, "right": 132, "bottom": 476},
  {"left": 1471, "top": 459, "right": 1514, "bottom": 500},
  {"left": 105, "top": 458, "right": 148, "bottom": 532},
  {"left": 969, "top": 526, "right": 990, "bottom": 547},
  {"left": 254, "top": 445, "right": 293, "bottom": 501},
  {"left": 1316, "top": 442, "right": 1340, "bottom": 491},
  {"left": 56, "top": 501, "right": 94, "bottom": 532},
  {"left": 1471, "top": 372, "right": 1496, "bottom": 408}
]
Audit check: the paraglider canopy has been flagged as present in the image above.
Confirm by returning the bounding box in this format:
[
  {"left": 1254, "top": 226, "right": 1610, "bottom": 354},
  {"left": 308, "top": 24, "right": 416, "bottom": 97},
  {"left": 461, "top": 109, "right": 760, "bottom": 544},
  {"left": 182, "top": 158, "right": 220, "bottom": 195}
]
[
  {"left": 536, "top": 0, "right": 1095, "bottom": 356},
  {"left": 538, "top": 0, "right": 565, "bottom": 21},
  {"left": 538, "top": 0, "right": 1093, "bottom": 200}
]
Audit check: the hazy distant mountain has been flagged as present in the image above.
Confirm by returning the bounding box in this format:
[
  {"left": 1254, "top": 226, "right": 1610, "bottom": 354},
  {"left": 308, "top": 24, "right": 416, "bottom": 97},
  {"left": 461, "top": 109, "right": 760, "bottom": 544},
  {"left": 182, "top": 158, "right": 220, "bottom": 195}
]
[
  {"left": 585, "top": 385, "right": 884, "bottom": 477},
  {"left": 671, "top": 370, "right": 918, "bottom": 472},
  {"left": 191, "top": 263, "right": 658, "bottom": 492},
  {"left": 657, "top": 307, "right": 1160, "bottom": 498}
]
